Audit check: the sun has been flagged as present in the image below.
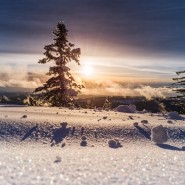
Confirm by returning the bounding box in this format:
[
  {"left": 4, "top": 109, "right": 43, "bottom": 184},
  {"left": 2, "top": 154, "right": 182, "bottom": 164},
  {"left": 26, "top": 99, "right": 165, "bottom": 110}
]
[{"left": 81, "top": 65, "right": 94, "bottom": 76}]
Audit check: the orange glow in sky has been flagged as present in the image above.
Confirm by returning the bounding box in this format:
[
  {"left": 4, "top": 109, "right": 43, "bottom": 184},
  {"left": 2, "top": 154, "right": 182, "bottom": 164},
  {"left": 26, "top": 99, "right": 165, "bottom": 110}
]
[{"left": 81, "top": 64, "right": 94, "bottom": 76}]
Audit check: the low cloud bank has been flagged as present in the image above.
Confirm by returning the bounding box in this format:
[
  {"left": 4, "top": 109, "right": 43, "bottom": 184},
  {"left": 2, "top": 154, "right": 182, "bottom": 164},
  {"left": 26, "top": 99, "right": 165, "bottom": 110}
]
[
  {"left": 0, "top": 65, "right": 46, "bottom": 89},
  {"left": 0, "top": 67, "right": 173, "bottom": 99},
  {"left": 81, "top": 80, "right": 173, "bottom": 99}
]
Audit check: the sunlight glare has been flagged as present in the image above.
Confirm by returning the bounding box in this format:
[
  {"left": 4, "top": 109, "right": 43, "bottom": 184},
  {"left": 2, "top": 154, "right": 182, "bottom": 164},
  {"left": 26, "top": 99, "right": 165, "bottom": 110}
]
[{"left": 82, "top": 65, "right": 94, "bottom": 76}]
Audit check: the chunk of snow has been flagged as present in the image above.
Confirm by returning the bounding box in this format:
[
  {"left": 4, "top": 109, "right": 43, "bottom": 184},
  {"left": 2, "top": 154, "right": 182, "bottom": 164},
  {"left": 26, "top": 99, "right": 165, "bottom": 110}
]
[
  {"left": 133, "top": 122, "right": 139, "bottom": 127},
  {"left": 151, "top": 125, "right": 168, "bottom": 144},
  {"left": 108, "top": 139, "right": 122, "bottom": 148},
  {"left": 22, "top": 115, "right": 27, "bottom": 118},
  {"left": 116, "top": 105, "right": 135, "bottom": 113},
  {"left": 80, "top": 140, "right": 87, "bottom": 146},
  {"left": 168, "top": 112, "right": 183, "bottom": 120},
  {"left": 141, "top": 120, "right": 148, "bottom": 124}
]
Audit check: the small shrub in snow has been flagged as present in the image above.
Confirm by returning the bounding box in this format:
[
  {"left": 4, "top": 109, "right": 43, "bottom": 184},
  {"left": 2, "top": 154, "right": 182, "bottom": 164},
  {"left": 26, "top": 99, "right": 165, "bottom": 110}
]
[{"left": 151, "top": 125, "right": 168, "bottom": 144}]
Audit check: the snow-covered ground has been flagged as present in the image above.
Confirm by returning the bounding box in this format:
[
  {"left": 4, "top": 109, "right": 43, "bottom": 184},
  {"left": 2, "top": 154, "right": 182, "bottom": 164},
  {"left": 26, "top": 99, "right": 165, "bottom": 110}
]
[{"left": 0, "top": 107, "right": 185, "bottom": 185}]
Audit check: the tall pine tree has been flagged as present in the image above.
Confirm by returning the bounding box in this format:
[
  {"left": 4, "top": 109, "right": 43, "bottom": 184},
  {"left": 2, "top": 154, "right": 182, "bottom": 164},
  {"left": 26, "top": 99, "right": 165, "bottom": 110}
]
[
  {"left": 173, "top": 70, "right": 185, "bottom": 99},
  {"left": 30, "top": 21, "right": 84, "bottom": 107}
]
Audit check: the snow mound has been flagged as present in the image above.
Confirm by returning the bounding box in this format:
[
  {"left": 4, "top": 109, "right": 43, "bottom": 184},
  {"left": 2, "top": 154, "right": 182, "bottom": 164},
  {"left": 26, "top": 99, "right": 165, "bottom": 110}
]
[
  {"left": 168, "top": 112, "right": 183, "bottom": 120},
  {"left": 116, "top": 105, "right": 136, "bottom": 113},
  {"left": 151, "top": 125, "right": 168, "bottom": 144},
  {"left": 129, "top": 104, "right": 137, "bottom": 113}
]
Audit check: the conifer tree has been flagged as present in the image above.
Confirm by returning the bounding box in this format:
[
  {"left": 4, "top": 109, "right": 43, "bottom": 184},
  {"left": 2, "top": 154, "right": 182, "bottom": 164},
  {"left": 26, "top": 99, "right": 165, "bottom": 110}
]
[
  {"left": 103, "top": 96, "right": 111, "bottom": 110},
  {"left": 173, "top": 70, "right": 185, "bottom": 99},
  {"left": 30, "top": 21, "right": 84, "bottom": 107}
]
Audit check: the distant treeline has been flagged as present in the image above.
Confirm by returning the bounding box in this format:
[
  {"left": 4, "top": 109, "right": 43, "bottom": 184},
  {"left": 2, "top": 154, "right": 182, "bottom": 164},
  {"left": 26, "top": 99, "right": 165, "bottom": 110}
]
[
  {"left": 78, "top": 96, "right": 185, "bottom": 114},
  {"left": 0, "top": 92, "right": 184, "bottom": 114},
  {"left": 0, "top": 92, "right": 29, "bottom": 105}
]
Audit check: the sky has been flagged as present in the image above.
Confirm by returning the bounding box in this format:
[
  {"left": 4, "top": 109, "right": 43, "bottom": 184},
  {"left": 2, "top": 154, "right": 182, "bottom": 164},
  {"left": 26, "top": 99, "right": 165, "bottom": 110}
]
[{"left": 0, "top": 0, "right": 185, "bottom": 96}]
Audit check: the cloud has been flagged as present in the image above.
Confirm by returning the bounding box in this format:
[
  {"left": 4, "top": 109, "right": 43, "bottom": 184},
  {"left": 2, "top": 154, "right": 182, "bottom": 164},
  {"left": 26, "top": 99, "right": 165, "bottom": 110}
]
[
  {"left": 0, "top": 65, "right": 174, "bottom": 99},
  {"left": 0, "top": 79, "right": 39, "bottom": 89},
  {"left": 81, "top": 80, "right": 173, "bottom": 99},
  {"left": 1, "top": 0, "right": 185, "bottom": 56},
  {"left": 0, "top": 65, "right": 46, "bottom": 89}
]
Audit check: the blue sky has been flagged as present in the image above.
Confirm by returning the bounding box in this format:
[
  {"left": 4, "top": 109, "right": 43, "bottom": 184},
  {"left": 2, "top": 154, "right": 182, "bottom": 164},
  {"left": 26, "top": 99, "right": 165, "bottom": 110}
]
[{"left": 0, "top": 0, "right": 185, "bottom": 91}]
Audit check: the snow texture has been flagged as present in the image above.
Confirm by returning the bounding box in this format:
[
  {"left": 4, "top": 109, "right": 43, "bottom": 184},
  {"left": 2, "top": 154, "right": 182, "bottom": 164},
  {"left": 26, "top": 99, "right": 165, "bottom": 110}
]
[{"left": 0, "top": 106, "right": 185, "bottom": 185}]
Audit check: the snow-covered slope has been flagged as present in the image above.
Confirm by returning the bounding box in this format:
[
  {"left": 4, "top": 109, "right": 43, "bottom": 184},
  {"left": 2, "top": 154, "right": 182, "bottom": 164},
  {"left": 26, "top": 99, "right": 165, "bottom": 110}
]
[{"left": 0, "top": 107, "right": 185, "bottom": 185}]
